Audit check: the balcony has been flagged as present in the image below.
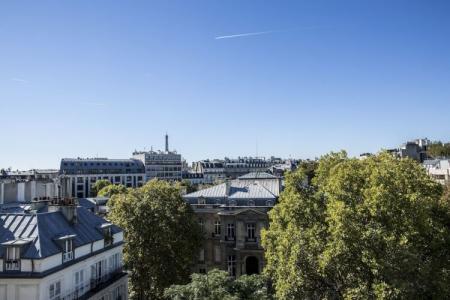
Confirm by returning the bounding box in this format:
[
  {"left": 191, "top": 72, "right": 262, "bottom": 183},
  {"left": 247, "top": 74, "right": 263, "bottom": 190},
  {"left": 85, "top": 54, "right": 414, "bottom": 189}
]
[
  {"left": 224, "top": 236, "right": 235, "bottom": 242},
  {"left": 58, "top": 268, "right": 126, "bottom": 300},
  {"left": 90, "top": 267, "right": 124, "bottom": 290},
  {"left": 244, "top": 237, "right": 260, "bottom": 250},
  {"left": 63, "top": 251, "right": 74, "bottom": 263},
  {"left": 4, "top": 260, "right": 20, "bottom": 271}
]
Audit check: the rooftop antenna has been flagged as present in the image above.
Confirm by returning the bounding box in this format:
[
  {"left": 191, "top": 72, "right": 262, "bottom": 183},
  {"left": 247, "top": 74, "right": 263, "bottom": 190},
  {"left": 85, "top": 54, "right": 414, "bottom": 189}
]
[{"left": 165, "top": 133, "right": 169, "bottom": 152}]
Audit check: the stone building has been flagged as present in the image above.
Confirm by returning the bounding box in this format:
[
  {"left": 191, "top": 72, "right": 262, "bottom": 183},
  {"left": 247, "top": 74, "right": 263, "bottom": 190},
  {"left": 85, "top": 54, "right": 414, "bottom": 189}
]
[{"left": 183, "top": 172, "right": 281, "bottom": 277}]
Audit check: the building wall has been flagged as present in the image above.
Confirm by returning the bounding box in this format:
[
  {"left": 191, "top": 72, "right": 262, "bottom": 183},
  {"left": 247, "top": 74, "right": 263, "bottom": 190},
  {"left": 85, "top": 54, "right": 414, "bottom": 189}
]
[
  {"left": 0, "top": 181, "right": 59, "bottom": 204},
  {"left": 133, "top": 151, "right": 182, "bottom": 181},
  {"left": 65, "top": 174, "right": 145, "bottom": 198},
  {"left": 0, "top": 242, "right": 126, "bottom": 300},
  {"left": 194, "top": 208, "right": 268, "bottom": 277}
]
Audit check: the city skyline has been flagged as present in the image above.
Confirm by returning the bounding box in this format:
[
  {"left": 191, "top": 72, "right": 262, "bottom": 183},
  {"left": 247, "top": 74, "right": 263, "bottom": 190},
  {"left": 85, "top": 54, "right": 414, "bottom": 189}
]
[{"left": 1, "top": 1, "right": 450, "bottom": 169}]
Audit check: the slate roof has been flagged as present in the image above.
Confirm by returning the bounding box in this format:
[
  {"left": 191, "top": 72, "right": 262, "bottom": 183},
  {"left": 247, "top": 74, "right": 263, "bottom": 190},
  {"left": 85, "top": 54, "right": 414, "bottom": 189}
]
[
  {"left": 183, "top": 172, "right": 281, "bottom": 207},
  {"left": 238, "top": 172, "right": 277, "bottom": 179},
  {"left": 0, "top": 207, "right": 122, "bottom": 259}
]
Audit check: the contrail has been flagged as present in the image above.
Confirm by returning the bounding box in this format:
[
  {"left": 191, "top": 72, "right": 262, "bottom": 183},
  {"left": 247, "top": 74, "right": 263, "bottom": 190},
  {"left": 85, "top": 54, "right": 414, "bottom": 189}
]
[{"left": 215, "top": 30, "right": 276, "bottom": 40}]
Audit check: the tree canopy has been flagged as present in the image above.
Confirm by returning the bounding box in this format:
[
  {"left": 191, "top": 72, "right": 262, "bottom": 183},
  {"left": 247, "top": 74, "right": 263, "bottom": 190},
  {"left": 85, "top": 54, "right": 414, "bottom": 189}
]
[
  {"left": 91, "top": 179, "right": 112, "bottom": 196},
  {"left": 98, "top": 184, "right": 127, "bottom": 197},
  {"left": 427, "top": 141, "right": 450, "bottom": 158},
  {"left": 108, "top": 179, "right": 202, "bottom": 299},
  {"left": 164, "top": 269, "right": 273, "bottom": 300},
  {"left": 262, "top": 152, "right": 450, "bottom": 299}
]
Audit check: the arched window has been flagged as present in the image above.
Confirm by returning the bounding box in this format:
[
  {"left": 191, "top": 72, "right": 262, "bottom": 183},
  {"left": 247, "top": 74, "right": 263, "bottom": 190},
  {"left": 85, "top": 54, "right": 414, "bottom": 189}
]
[{"left": 265, "top": 200, "right": 273, "bottom": 207}]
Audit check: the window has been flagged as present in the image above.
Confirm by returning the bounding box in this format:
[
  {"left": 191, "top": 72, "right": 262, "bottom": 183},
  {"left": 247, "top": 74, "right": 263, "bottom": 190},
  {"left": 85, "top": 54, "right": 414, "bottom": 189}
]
[
  {"left": 227, "top": 223, "right": 235, "bottom": 239},
  {"left": 199, "top": 218, "right": 204, "bottom": 232},
  {"left": 198, "top": 197, "right": 206, "bottom": 205},
  {"left": 103, "top": 226, "right": 113, "bottom": 247},
  {"left": 199, "top": 249, "right": 205, "bottom": 262},
  {"left": 74, "top": 270, "right": 85, "bottom": 296},
  {"left": 49, "top": 281, "right": 61, "bottom": 300},
  {"left": 199, "top": 268, "right": 206, "bottom": 274},
  {"left": 214, "top": 246, "right": 221, "bottom": 263},
  {"left": 109, "top": 253, "right": 121, "bottom": 273},
  {"left": 247, "top": 223, "right": 256, "bottom": 240},
  {"left": 91, "top": 259, "right": 107, "bottom": 286},
  {"left": 5, "top": 246, "right": 20, "bottom": 271},
  {"left": 214, "top": 220, "right": 221, "bottom": 235},
  {"left": 248, "top": 200, "right": 255, "bottom": 206},
  {"left": 112, "top": 285, "right": 124, "bottom": 300},
  {"left": 227, "top": 255, "right": 236, "bottom": 276},
  {"left": 265, "top": 200, "right": 273, "bottom": 207},
  {"left": 63, "top": 239, "right": 74, "bottom": 262}
]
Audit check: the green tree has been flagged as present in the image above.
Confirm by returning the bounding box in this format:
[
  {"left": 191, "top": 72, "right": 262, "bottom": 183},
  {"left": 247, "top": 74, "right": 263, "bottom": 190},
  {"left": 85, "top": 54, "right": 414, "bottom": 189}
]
[
  {"left": 176, "top": 180, "right": 198, "bottom": 194},
  {"left": 91, "top": 179, "right": 111, "bottom": 196},
  {"left": 427, "top": 141, "right": 450, "bottom": 158},
  {"left": 262, "top": 152, "right": 450, "bottom": 299},
  {"left": 164, "top": 269, "right": 272, "bottom": 300},
  {"left": 97, "top": 184, "right": 127, "bottom": 197},
  {"left": 108, "top": 179, "right": 202, "bottom": 300}
]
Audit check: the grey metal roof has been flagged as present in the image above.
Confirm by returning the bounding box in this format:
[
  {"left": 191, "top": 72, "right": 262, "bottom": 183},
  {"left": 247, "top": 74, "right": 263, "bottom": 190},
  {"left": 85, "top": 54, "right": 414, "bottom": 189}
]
[
  {"left": 183, "top": 172, "right": 281, "bottom": 208},
  {"left": 60, "top": 158, "right": 145, "bottom": 175},
  {"left": 0, "top": 207, "right": 122, "bottom": 259},
  {"left": 238, "top": 172, "right": 277, "bottom": 179}
]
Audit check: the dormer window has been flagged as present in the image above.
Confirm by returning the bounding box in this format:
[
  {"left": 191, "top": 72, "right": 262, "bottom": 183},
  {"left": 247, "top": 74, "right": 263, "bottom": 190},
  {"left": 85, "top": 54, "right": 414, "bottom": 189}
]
[
  {"left": 5, "top": 246, "right": 20, "bottom": 271},
  {"left": 54, "top": 234, "right": 76, "bottom": 263},
  {"left": 63, "top": 239, "right": 74, "bottom": 262},
  {"left": 99, "top": 223, "right": 113, "bottom": 247},
  {"left": 198, "top": 197, "right": 206, "bottom": 207},
  {"left": 2, "top": 238, "right": 32, "bottom": 271}
]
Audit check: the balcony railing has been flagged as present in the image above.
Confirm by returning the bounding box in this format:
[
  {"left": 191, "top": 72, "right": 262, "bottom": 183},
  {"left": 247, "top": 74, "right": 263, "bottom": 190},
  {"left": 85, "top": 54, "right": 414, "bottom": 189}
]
[
  {"left": 63, "top": 251, "right": 74, "bottom": 263},
  {"left": 90, "top": 267, "right": 124, "bottom": 290},
  {"left": 224, "top": 236, "right": 235, "bottom": 241},
  {"left": 4, "top": 259, "right": 20, "bottom": 271},
  {"left": 58, "top": 267, "right": 125, "bottom": 300}
]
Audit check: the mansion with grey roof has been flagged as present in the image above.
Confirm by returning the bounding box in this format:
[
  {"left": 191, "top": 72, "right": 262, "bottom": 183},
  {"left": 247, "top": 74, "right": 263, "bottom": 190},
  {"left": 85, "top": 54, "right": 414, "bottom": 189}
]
[{"left": 183, "top": 172, "right": 281, "bottom": 277}]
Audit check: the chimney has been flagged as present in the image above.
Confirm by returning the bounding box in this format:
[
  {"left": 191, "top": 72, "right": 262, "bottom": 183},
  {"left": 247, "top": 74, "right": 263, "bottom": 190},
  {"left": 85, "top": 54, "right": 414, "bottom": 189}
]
[
  {"left": 225, "top": 179, "right": 231, "bottom": 196},
  {"left": 165, "top": 133, "right": 169, "bottom": 152},
  {"left": 48, "top": 197, "right": 78, "bottom": 224}
]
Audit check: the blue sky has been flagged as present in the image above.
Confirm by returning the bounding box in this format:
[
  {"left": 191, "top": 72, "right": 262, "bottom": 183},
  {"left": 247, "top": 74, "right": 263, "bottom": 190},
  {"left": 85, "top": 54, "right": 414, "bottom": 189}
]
[{"left": 1, "top": 0, "right": 449, "bottom": 169}]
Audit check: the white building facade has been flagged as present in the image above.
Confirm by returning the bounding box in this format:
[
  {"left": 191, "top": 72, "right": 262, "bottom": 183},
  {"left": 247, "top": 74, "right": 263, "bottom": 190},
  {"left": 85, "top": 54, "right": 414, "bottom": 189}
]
[{"left": 0, "top": 199, "right": 128, "bottom": 300}]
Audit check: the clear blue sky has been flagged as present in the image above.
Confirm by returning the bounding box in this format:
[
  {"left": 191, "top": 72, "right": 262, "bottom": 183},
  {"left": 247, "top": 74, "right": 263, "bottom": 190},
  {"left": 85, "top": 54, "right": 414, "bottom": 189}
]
[{"left": 1, "top": 0, "right": 449, "bottom": 170}]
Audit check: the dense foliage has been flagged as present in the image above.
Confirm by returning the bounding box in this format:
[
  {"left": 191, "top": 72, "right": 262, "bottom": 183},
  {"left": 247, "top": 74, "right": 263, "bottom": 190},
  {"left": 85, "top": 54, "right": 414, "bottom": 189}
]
[
  {"left": 97, "top": 184, "right": 127, "bottom": 197},
  {"left": 91, "top": 179, "right": 111, "bottom": 196},
  {"left": 262, "top": 152, "right": 450, "bottom": 299},
  {"left": 427, "top": 141, "right": 450, "bottom": 158},
  {"left": 164, "top": 269, "right": 273, "bottom": 300},
  {"left": 108, "top": 180, "right": 202, "bottom": 300}
]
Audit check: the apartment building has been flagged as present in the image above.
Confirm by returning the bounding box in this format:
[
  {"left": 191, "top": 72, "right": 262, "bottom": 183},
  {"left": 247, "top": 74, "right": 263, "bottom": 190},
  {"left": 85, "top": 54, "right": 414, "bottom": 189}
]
[
  {"left": 60, "top": 158, "right": 145, "bottom": 198},
  {"left": 0, "top": 169, "right": 60, "bottom": 204},
  {"left": 0, "top": 197, "right": 127, "bottom": 300},
  {"left": 423, "top": 159, "right": 450, "bottom": 185},
  {"left": 191, "top": 160, "right": 225, "bottom": 184},
  {"left": 132, "top": 134, "right": 182, "bottom": 181},
  {"left": 183, "top": 172, "right": 281, "bottom": 277}
]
